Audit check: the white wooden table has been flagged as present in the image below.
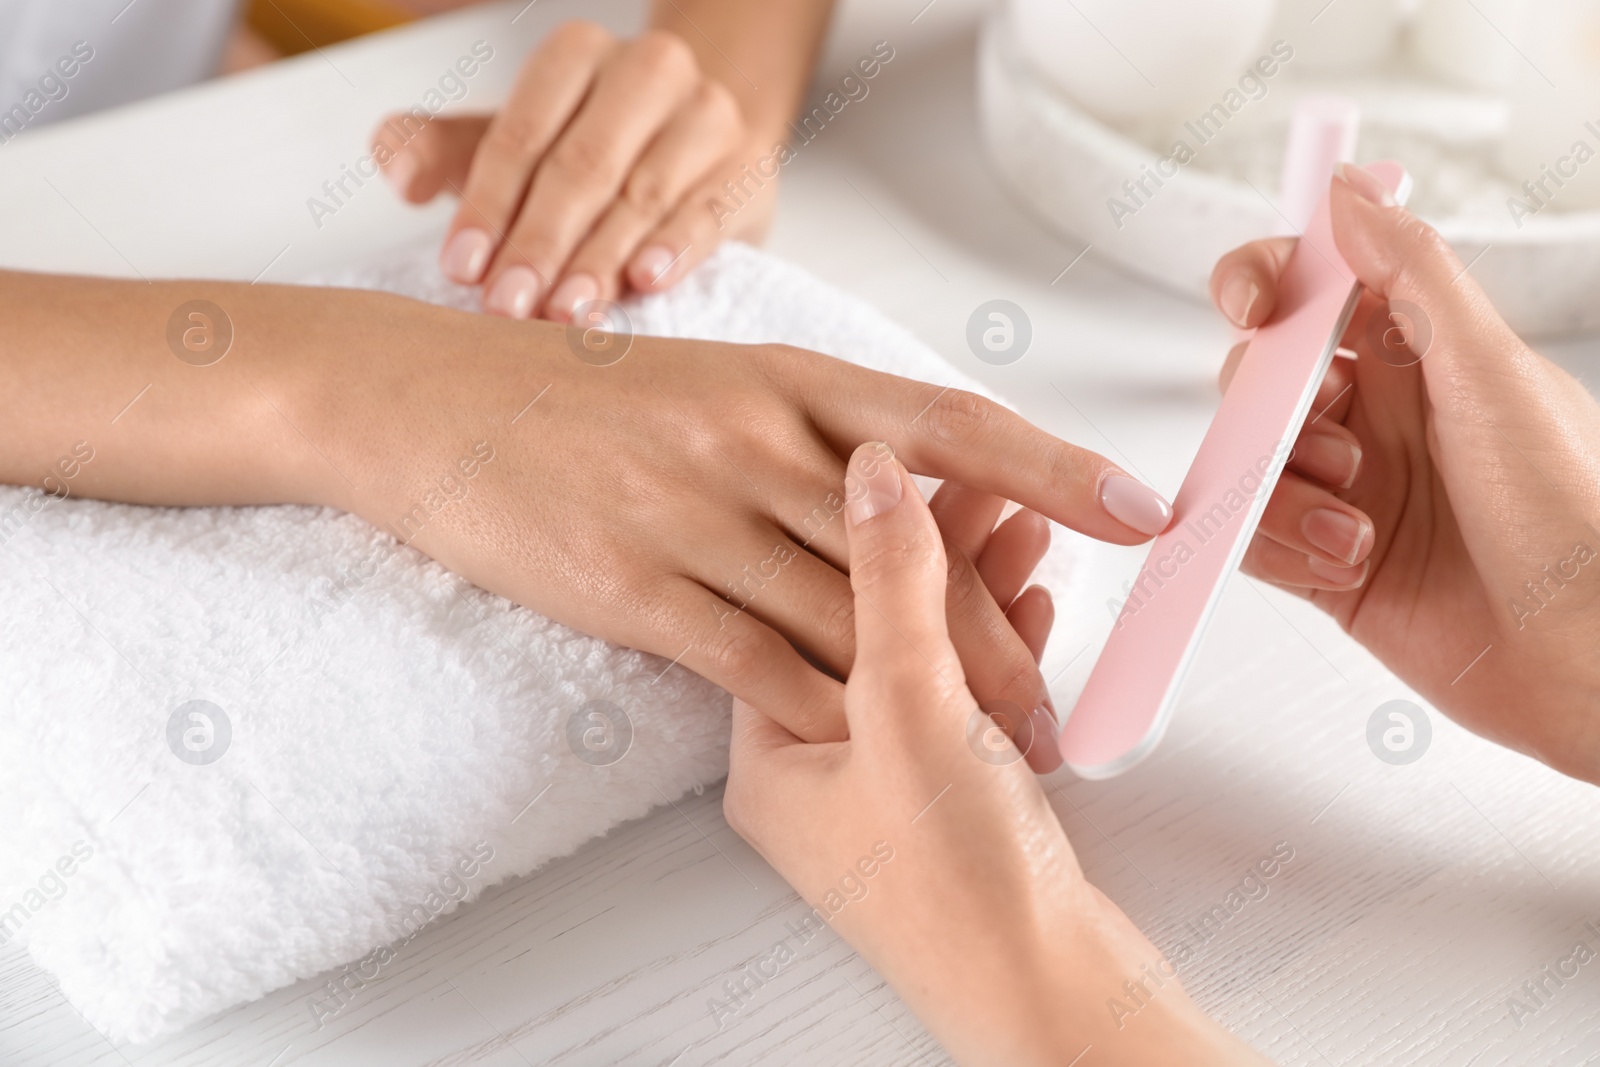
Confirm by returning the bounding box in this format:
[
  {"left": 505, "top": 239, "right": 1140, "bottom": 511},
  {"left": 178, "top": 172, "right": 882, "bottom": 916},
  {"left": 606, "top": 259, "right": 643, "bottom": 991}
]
[{"left": 3, "top": 1, "right": 1600, "bottom": 1064}]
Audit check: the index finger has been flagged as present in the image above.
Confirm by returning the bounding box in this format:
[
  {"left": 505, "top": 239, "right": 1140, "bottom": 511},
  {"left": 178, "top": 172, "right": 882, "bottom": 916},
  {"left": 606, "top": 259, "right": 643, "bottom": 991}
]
[
  {"left": 803, "top": 362, "right": 1172, "bottom": 545},
  {"left": 440, "top": 21, "right": 615, "bottom": 284}
]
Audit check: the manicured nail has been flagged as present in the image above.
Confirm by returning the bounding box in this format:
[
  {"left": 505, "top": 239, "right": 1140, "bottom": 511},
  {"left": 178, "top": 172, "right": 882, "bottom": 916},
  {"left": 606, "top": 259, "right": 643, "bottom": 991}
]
[
  {"left": 1294, "top": 432, "right": 1362, "bottom": 489},
  {"left": 1100, "top": 474, "right": 1172, "bottom": 537},
  {"left": 384, "top": 153, "right": 417, "bottom": 196},
  {"left": 844, "top": 444, "right": 902, "bottom": 526},
  {"left": 1028, "top": 705, "right": 1064, "bottom": 773},
  {"left": 630, "top": 244, "right": 678, "bottom": 289},
  {"left": 1334, "top": 162, "right": 1396, "bottom": 207},
  {"left": 441, "top": 228, "right": 493, "bottom": 284},
  {"left": 484, "top": 265, "right": 542, "bottom": 319},
  {"left": 1307, "top": 556, "right": 1368, "bottom": 588},
  {"left": 1220, "top": 272, "right": 1260, "bottom": 328},
  {"left": 1302, "top": 507, "right": 1369, "bottom": 565},
  {"left": 545, "top": 273, "right": 598, "bottom": 324}
]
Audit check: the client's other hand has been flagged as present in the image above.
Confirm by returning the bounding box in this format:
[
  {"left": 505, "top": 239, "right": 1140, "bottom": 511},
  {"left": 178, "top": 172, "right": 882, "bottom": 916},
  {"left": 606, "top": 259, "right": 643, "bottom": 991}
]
[
  {"left": 725, "top": 444, "right": 1271, "bottom": 1067},
  {"left": 373, "top": 21, "right": 766, "bottom": 322},
  {"left": 1211, "top": 163, "right": 1600, "bottom": 783}
]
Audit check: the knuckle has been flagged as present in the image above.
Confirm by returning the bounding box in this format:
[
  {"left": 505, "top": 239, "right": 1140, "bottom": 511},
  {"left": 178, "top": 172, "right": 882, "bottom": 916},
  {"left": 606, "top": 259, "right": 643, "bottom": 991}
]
[
  {"left": 923, "top": 389, "right": 994, "bottom": 446},
  {"left": 622, "top": 169, "right": 675, "bottom": 220},
  {"left": 819, "top": 592, "right": 858, "bottom": 655},
  {"left": 633, "top": 30, "right": 697, "bottom": 79},
  {"left": 483, "top": 113, "right": 540, "bottom": 160},
  {"left": 698, "top": 79, "right": 743, "bottom": 134},
  {"left": 703, "top": 620, "right": 771, "bottom": 689},
  {"left": 552, "top": 20, "right": 614, "bottom": 52},
  {"left": 546, "top": 135, "right": 616, "bottom": 186},
  {"left": 943, "top": 547, "right": 979, "bottom": 607},
  {"left": 853, "top": 534, "right": 945, "bottom": 592},
  {"left": 993, "top": 650, "right": 1044, "bottom": 705}
]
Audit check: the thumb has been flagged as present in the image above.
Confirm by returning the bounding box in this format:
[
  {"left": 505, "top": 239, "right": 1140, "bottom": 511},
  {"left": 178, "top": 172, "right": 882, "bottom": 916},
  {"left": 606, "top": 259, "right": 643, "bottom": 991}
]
[
  {"left": 371, "top": 113, "right": 491, "bottom": 204},
  {"left": 1329, "top": 163, "right": 1527, "bottom": 379},
  {"left": 842, "top": 443, "right": 960, "bottom": 690}
]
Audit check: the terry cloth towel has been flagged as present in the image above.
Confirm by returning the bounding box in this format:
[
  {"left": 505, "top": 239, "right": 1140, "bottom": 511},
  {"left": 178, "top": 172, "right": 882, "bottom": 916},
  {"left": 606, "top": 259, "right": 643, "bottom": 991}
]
[{"left": 0, "top": 240, "right": 1101, "bottom": 1043}]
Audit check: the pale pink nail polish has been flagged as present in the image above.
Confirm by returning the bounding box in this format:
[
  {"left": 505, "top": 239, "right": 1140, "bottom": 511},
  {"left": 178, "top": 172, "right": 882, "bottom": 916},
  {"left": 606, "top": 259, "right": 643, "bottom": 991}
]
[
  {"left": 385, "top": 153, "right": 417, "bottom": 196},
  {"left": 1100, "top": 474, "right": 1172, "bottom": 537},
  {"left": 844, "top": 445, "right": 902, "bottom": 526},
  {"left": 545, "top": 273, "right": 598, "bottom": 323},
  {"left": 1302, "top": 507, "right": 1368, "bottom": 565},
  {"left": 484, "top": 266, "right": 542, "bottom": 319},
  {"left": 1334, "top": 161, "right": 1397, "bottom": 208},
  {"left": 630, "top": 245, "right": 677, "bottom": 289},
  {"left": 1220, "top": 272, "right": 1260, "bottom": 328},
  {"left": 1028, "top": 705, "right": 1064, "bottom": 773},
  {"left": 441, "top": 228, "right": 493, "bottom": 284}
]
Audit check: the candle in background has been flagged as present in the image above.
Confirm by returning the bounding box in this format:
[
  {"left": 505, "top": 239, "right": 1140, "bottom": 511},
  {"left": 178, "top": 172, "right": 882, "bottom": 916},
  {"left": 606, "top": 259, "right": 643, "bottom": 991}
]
[
  {"left": 1268, "top": 0, "right": 1401, "bottom": 71},
  {"left": 1007, "top": 0, "right": 1278, "bottom": 125},
  {"left": 1410, "top": 0, "right": 1525, "bottom": 89},
  {"left": 1499, "top": 0, "right": 1600, "bottom": 215}
]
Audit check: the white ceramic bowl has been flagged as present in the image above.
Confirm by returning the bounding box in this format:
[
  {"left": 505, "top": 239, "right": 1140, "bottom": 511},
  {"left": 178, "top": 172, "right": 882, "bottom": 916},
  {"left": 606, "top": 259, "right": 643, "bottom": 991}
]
[{"left": 978, "top": 7, "right": 1600, "bottom": 338}]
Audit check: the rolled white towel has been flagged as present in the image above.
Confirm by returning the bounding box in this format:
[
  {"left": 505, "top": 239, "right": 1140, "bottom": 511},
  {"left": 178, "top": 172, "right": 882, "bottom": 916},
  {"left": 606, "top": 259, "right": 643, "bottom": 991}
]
[{"left": 0, "top": 240, "right": 1100, "bottom": 1044}]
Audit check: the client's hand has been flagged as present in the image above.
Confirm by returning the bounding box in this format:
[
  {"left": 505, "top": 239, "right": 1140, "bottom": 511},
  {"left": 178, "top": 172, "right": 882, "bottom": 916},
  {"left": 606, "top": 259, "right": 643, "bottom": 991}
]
[
  {"left": 1212, "top": 163, "right": 1600, "bottom": 782},
  {"left": 725, "top": 444, "right": 1270, "bottom": 1067},
  {"left": 288, "top": 306, "right": 1172, "bottom": 761},
  {"left": 374, "top": 21, "right": 768, "bottom": 322}
]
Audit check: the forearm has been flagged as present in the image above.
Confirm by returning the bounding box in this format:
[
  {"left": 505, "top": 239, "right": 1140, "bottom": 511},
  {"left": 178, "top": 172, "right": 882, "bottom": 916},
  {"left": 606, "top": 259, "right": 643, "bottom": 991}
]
[
  {"left": 649, "top": 0, "right": 836, "bottom": 142},
  {"left": 0, "top": 271, "right": 408, "bottom": 512}
]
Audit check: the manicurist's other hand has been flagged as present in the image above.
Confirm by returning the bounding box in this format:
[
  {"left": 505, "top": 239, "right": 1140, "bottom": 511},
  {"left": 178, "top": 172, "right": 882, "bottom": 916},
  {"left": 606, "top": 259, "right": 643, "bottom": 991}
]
[
  {"left": 1211, "top": 163, "right": 1600, "bottom": 783},
  {"left": 725, "top": 444, "right": 1272, "bottom": 1067}
]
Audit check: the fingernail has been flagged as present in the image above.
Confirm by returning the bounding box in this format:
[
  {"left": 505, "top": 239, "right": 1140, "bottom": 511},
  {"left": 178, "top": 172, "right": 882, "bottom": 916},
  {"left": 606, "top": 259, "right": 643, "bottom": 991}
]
[
  {"left": 1100, "top": 474, "right": 1172, "bottom": 537},
  {"left": 1307, "top": 556, "right": 1368, "bottom": 588},
  {"left": 545, "top": 273, "right": 598, "bottom": 324},
  {"left": 844, "top": 444, "right": 902, "bottom": 526},
  {"left": 1220, "top": 272, "right": 1260, "bottom": 328},
  {"left": 1334, "top": 162, "right": 1397, "bottom": 208},
  {"left": 1028, "top": 705, "right": 1064, "bottom": 773},
  {"left": 384, "top": 153, "right": 417, "bottom": 196},
  {"left": 1302, "top": 507, "right": 1369, "bottom": 565},
  {"left": 1295, "top": 432, "right": 1362, "bottom": 489},
  {"left": 441, "top": 228, "right": 493, "bottom": 284},
  {"left": 630, "top": 244, "right": 678, "bottom": 289},
  {"left": 484, "top": 266, "right": 542, "bottom": 319}
]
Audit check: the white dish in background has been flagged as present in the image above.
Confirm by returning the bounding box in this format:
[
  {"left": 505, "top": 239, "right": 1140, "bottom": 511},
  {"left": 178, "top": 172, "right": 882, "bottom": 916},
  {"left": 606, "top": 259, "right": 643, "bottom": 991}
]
[{"left": 978, "top": 7, "right": 1600, "bottom": 338}]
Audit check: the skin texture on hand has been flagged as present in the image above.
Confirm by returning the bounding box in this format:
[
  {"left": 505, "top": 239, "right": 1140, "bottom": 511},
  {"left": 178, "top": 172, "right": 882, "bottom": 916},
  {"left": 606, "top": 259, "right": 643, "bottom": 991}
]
[
  {"left": 726, "top": 444, "right": 1273, "bottom": 1067},
  {"left": 0, "top": 270, "right": 1169, "bottom": 768},
  {"left": 1210, "top": 165, "right": 1600, "bottom": 783},
  {"left": 285, "top": 301, "right": 1171, "bottom": 759},
  {"left": 374, "top": 2, "right": 837, "bottom": 322}
]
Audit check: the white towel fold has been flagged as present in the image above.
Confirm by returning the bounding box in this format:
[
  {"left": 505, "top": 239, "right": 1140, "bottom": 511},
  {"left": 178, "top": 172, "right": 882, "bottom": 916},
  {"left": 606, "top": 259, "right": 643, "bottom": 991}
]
[{"left": 0, "top": 241, "right": 1098, "bottom": 1043}]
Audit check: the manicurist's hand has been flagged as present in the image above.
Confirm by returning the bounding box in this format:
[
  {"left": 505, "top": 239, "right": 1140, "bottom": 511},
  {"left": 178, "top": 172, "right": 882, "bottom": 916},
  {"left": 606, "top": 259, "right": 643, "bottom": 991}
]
[
  {"left": 725, "top": 444, "right": 1271, "bottom": 1067},
  {"left": 1211, "top": 163, "right": 1600, "bottom": 783}
]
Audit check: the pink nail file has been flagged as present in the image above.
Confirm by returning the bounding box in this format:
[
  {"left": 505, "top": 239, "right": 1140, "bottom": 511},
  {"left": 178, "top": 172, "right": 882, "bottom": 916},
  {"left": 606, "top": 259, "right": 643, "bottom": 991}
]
[{"left": 1058, "top": 157, "right": 1412, "bottom": 780}]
